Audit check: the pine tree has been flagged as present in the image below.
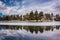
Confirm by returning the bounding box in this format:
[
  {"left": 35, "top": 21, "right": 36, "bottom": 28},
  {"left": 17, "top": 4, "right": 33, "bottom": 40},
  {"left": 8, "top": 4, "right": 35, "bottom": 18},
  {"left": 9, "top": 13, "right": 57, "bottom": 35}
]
[{"left": 34, "top": 11, "right": 38, "bottom": 22}]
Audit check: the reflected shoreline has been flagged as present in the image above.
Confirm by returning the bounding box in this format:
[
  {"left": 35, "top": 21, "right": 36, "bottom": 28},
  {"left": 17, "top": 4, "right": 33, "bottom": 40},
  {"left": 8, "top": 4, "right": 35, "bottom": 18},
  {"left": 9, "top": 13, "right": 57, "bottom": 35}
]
[{"left": 0, "top": 25, "right": 60, "bottom": 34}]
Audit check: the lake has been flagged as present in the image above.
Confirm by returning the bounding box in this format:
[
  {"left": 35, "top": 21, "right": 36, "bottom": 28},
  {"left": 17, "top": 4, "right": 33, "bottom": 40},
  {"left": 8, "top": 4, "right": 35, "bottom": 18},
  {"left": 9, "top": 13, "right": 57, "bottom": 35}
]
[{"left": 0, "top": 25, "right": 60, "bottom": 40}]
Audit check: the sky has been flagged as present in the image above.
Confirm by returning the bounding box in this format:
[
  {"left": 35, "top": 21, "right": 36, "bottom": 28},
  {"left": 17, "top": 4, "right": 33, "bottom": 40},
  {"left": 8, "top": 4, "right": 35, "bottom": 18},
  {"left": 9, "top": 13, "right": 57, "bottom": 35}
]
[{"left": 0, "top": 0, "right": 60, "bottom": 15}]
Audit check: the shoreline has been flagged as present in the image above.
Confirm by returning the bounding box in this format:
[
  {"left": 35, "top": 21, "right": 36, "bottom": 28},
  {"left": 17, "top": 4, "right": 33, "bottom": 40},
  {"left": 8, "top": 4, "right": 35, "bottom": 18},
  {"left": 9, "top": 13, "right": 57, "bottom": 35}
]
[{"left": 0, "top": 21, "right": 60, "bottom": 26}]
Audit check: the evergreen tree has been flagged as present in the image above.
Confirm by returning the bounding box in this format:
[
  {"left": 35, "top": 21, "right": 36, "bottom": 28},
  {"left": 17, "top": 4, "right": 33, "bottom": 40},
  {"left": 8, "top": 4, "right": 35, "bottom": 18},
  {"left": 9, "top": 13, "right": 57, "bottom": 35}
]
[
  {"left": 45, "top": 13, "right": 51, "bottom": 20},
  {"left": 29, "top": 11, "right": 34, "bottom": 20},
  {"left": 38, "top": 11, "right": 43, "bottom": 20},
  {"left": 34, "top": 11, "right": 38, "bottom": 22}
]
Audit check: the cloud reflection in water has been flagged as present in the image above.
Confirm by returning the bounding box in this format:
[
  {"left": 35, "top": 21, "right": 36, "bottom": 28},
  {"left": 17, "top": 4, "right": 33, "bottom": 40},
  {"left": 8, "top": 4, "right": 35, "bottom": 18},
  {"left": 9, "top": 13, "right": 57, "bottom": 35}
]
[{"left": 0, "top": 26, "right": 60, "bottom": 40}]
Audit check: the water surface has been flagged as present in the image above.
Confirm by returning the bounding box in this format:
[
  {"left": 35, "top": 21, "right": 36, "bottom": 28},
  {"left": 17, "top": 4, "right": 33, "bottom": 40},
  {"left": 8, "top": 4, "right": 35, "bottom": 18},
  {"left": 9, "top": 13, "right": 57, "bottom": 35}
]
[{"left": 0, "top": 25, "right": 60, "bottom": 40}]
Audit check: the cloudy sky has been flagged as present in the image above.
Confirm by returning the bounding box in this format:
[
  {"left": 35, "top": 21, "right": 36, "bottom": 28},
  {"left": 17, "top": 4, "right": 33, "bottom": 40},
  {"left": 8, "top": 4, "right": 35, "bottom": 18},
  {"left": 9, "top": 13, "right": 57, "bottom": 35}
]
[{"left": 0, "top": 0, "right": 60, "bottom": 15}]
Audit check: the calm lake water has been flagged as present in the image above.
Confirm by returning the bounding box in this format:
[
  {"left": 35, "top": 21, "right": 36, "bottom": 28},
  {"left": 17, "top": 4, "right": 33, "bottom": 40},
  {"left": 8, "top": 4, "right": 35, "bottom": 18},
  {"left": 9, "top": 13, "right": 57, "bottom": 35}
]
[{"left": 0, "top": 25, "right": 60, "bottom": 40}]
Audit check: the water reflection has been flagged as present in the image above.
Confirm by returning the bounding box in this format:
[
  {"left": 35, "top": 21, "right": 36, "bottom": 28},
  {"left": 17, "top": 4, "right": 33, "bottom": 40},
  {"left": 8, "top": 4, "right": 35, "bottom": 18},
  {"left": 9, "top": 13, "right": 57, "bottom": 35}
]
[
  {"left": 0, "top": 25, "right": 60, "bottom": 34},
  {"left": 0, "top": 25, "right": 60, "bottom": 40}
]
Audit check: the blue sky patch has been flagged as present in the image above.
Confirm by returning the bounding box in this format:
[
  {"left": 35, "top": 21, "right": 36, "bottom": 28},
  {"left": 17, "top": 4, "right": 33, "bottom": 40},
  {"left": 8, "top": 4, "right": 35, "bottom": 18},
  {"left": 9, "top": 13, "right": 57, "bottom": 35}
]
[{"left": 0, "top": 0, "right": 22, "bottom": 6}]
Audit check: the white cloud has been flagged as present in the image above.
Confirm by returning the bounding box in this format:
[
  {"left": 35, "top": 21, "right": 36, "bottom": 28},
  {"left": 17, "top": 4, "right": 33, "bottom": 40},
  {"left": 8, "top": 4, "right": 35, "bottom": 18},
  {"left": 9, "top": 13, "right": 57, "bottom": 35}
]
[
  {"left": 0, "top": 1, "right": 5, "bottom": 7},
  {"left": 21, "top": 0, "right": 60, "bottom": 15},
  {"left": 0, "top": 1, "right": 22, "bottom": 15},
  {"left": 0, "top": 0, "right": 60, "bottom": 15},
  {"left": 21, "top": 0, "right": 54, "bottom": 15}
]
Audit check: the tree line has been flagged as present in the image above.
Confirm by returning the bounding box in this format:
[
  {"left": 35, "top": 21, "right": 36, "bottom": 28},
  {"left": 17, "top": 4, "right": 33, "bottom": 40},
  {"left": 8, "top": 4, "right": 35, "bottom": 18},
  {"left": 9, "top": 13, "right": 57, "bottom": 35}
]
[{"left": 0, "top": 11, "right": 60, "bottom": 22}]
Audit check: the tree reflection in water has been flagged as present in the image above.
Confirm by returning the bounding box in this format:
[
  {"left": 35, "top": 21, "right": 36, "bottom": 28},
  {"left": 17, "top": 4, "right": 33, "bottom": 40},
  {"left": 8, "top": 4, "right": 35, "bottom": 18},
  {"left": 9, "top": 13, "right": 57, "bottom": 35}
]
[
  {"left": 0, "top": 25, "right": 60, "bottom": 34},
  {"left": 56, "top": 26, "right": 60, "bottom": 30}
]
